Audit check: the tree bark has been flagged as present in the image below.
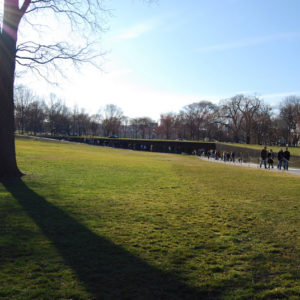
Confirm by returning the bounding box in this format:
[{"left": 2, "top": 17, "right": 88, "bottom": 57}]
[{"left": 0, "top": 1, "right": 23, "bottom": 178}]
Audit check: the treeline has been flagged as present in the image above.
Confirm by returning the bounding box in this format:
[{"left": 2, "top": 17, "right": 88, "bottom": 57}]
[{"left": 14, "top": 85, "right": 300, "bottom": 145}]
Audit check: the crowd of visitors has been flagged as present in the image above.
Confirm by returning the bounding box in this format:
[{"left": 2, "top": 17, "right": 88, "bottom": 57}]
[
  {"left": 260, "top": 146, "right": 290, "bottom": 170},
  {"left": 198, "top": 149, "right": 239, "bottom": 162},
  {"left": 200, "top": 146, "right": 292, "bottom": 172}
]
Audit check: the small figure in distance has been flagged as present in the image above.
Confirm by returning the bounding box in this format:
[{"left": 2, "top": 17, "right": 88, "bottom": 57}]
[
  {"left": 267, "top": 149, "right": 274, "bottom": 169},
  {"left": 283, "top": 147, "right": 290, "bottom": 170},
  {"left": 231, "top": 151, "right": 235, "bottom": 163},
  {"left": 277, "top": 148, "right": 284, "bottom": 170},
  {"left": 260, "top": 146, "right": 268, "bottom": 169},
  {"left": 207, "top": 149, "right": 211, "bottom": 160}
]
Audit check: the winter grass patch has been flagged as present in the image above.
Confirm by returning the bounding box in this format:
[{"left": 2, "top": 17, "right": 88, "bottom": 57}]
[{"left": 0, "top": 137, "right": 299, "bottom": 299}]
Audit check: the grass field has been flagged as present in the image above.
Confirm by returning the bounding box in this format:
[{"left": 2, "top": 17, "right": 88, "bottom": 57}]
[{"left": 1, "top": 137, "right": 300, "bottom": 299}]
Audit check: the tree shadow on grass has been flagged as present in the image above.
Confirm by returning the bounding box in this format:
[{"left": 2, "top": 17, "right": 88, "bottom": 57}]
[{"left": 1, "top": 179, "right": 211, "bottom": 299}]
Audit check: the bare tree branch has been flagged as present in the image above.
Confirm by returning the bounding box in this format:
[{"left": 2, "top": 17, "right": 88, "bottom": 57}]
[{"left": 13, "top": 0, "right": 110, "bottom": 81}]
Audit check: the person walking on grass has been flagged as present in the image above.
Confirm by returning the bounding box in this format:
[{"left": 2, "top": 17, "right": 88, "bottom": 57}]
[
  {"left": 260, "top": 146, "right": 268, "bottom": 169},
  {"left": 283, "top": 147, "right": 290, "bottom": 170},
  {"left": 277, "top": 148, "right": 284, "bottom": 170},
  {"left": 267, "top": 149, "right": 274, "bottom": 169}
]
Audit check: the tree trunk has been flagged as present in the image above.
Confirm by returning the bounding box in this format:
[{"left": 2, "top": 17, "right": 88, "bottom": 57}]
[{"left": 0, "top": 2, "right": 23, "bottom": 178}]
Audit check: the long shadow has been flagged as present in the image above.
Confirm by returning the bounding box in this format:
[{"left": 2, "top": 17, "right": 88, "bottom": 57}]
[{"left": 1, "top": 179, "right": 211, "bottom": 299}]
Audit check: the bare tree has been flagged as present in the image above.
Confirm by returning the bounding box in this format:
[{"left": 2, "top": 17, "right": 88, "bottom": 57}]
[
  {"left": 101, "top": 104, "right": 124, "bottom": 137},
  {"left": 90, "top": 114, "right": 102, "bottom": 136},
  {"left": 237, "top": 96, "right": 262, "bottom": 144},
  {"left": 120, "top": 116, "right": 130, "bottom": 138},
  {"left": 218, "top": 95, "right": 244, "bottom": 142},
  {"left": 0, "top": 0, "right": 106, "bottom": 177},
  {"left": 136, "top": 117, "right": 156, "bottom": 139},
  {"left": 14, "top": 85, "right": 35, "bottom": 134},
  {"left": 26, "top": 98, "right": 46, "bottom": 136},
  {"left": 46, "top": 94, "right": 71, "bottom": 136},
  {"left": 279, "top": 96, "right": 300, "bottom": 145},
  {"left": 159, "top": 113, "right": 176, "bottom": 139},
  {"left": 252, "top": 104, "right": 273, "bottom": 144},
  {"left": 174, "top": 112, "right": 187, "bottom": 139},
  {"left": 76, "top": 109, "right": 92, "bottom": 136},
  {"left": 181, "top": 101, "right": 216, "bottom": 140},
  {"left": 130, "top": 118, "right": 140, "bottom": 139}
]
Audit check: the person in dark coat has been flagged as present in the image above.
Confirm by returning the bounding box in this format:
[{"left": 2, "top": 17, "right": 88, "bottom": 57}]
[
  {"left": 267, "top": 149, "right": 274, "bottom": 169},
  {"left": 260, "top": 146, "right": 267, "bottom": 169},
  {"left": 231, "top": 151, "right": 235, "bottom": 163},
  {"left": 283, "top": 147, "right": 290, "bottom": 170},
  {"left": 277, "top": 148, "right": 284, "bottom": 170}
]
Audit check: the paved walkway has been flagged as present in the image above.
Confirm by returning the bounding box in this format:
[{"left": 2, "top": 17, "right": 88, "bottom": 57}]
[{"left": 199, "top": 156, "right": 300, "bottom": 176}]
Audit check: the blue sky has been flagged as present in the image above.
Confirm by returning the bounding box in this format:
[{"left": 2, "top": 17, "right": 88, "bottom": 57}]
[{"left": 17, "top": 0, "right": 300, "bottom": 120}]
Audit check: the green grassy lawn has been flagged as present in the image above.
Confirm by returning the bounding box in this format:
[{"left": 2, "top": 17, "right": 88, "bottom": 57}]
[{"left": 1, "top": 137, "right": 300, "bottom": 299}]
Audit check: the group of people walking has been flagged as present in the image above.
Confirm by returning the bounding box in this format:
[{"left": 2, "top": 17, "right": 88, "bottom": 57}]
[
  {"left": 260, "top": 146, "right": 290, "bottom": 170},
  {"left": 201, "top": 149, "right": 237, "bottom": 162}
]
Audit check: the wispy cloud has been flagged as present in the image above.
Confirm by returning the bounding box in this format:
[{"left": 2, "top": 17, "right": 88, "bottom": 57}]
[
  {"left": 197, "top": 32, "right": 300, "bottom": 52},
  {"left": 116, "top": 20, "right": 158, "bottom": 40},
  {"left": 258, "top": 91, "right": 300, "bottom": 110},
  {"left": 234, "top": 90, "right": 255, "bottom": 95},
  {"left": 262, "top": 91, "right": 300, "bottom": 99},
  {"left": 114, "top": 12, "right": 179, "bottom": 40}
]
